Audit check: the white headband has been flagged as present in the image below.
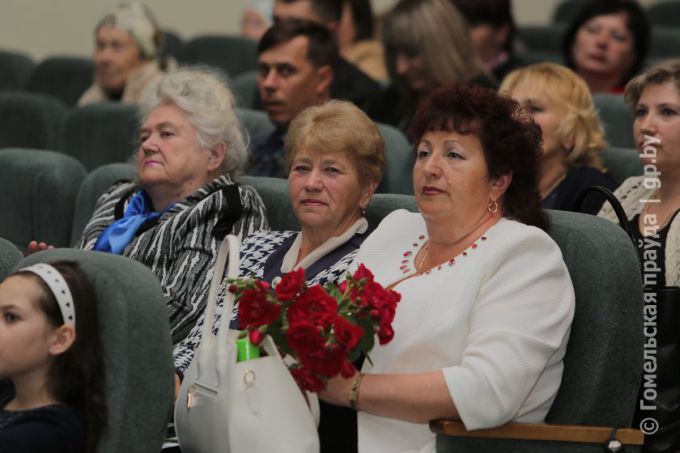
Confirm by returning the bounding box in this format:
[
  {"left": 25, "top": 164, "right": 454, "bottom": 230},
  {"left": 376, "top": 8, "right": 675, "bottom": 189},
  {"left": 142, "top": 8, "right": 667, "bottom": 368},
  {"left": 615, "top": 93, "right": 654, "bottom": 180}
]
[{"left": 20, "top": 264, "right": 76, "bottom": 327}]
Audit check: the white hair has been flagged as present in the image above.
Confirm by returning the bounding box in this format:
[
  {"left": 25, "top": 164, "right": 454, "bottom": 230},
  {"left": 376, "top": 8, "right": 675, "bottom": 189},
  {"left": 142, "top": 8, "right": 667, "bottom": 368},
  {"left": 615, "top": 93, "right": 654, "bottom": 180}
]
[{"left": 139, "top": 66, "right": 248, "bottom": 176}]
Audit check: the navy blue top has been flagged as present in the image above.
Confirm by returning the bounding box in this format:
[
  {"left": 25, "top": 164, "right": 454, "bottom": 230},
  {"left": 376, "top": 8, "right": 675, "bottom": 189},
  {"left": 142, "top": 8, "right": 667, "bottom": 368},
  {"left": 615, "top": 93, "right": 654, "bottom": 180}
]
[
  {"left": 247, "top": 129, "right": 287, "bottom": 178},
  {"left": 0, "top": 383, "right": 84, "bottom": 453},
  {"left": 542, "top": 166, "right": 618, "bottom": 215}
]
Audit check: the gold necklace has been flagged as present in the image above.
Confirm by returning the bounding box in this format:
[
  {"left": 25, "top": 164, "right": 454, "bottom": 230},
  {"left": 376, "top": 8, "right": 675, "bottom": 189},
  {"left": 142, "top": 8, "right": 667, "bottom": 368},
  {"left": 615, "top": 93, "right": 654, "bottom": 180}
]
[{"left": 417, "top": 244, "right": 430, "bottom": 274}]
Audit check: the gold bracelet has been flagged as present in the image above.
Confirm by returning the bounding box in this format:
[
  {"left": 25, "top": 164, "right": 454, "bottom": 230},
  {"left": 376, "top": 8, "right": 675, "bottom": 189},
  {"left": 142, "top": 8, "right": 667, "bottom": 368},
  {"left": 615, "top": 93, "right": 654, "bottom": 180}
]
[{"left": 349, "top": 372, "right": 364, "bottom": 411}]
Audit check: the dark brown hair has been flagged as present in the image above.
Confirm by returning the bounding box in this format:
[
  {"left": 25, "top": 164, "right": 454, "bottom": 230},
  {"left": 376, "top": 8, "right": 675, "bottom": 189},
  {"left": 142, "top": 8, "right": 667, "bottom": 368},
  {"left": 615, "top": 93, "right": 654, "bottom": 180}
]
[
  {"left": 16, "top": 260, "right": 106, "bottom": 453},
  {"left": 258, "top": 18, "right": 338, "bottom": 68},
  {"left": 410, "top": 84, "right": 548, "bottom": 230}
]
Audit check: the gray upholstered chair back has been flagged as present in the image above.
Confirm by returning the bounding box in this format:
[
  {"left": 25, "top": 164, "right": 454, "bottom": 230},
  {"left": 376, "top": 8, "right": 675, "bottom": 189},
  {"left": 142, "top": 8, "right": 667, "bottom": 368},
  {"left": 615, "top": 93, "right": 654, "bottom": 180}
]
[
  {"left": 378, "top": 123, "right": 414, "bottom": 195},
  {"left": 0, "top": 91, "right": 67, "bottom": 150},
  {"left": 236, "top": 107, "right": 275, "bottom": 144},
  {"left": 26, "top": 56, "right": 94, "bottom": 108},
  {"left": 436, "top": 210, "right": 644, "bottom": 452},
  {"left": 0, "top": 237, "right": 22, "bottom": 282},
  {"left": 600, "top": 147, "right": 643, "bottom": 186},
  {"left": 0, "top": 148, "right": 86, "bottom": 250},
  {"left": 71, "top": 163, "right": 137, "bottom": 246},
  {"left": 60, "top": 102, "right": 139, "bottom": 171},
  {"left": 177, "top": 35, "right": 258, "bottom": 79},
  {"left": 545, "top": 210, "right": 642, "bottom": 425},
  {"left": 232, "top": 71, "right": 259, "bottom": 110},
  {"left": 236, "top": 175, "right": 418, "bottom": 232},
  {"left": 0, "top": 50, "right": 34, "bottom": 90},
  {"left": 594, "top": 93, "right": 634, "bottom": 149},
  {"left": 17, "top": 248, "right": 174, "bottom": 453}
]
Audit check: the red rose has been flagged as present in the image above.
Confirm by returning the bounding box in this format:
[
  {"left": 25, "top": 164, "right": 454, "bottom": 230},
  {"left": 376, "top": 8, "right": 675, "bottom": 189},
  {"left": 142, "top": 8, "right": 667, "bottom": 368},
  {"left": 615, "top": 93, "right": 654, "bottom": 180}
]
[
  {"left": 302, "top": 344, "right": 345, "bottom": 377},
  {"left": 352, "top": 263, "right": 374, "bottom": 283},
  {"left": 287, "top": 285, "right": 338, "bottom": 330},
  {"left": 286, "top": 320, "right": 325, "bottom": 355},
  {"left": 238, "top": 287, "right": 281, "bottom": 329},
  {"left": 249, "top": 329, "right": 265, "bottom": 346},
  {"left": 291, "top": 367, "right": 325, "bottom": 392},
  {"left": 275, "top": 268, "right": 305, "bottom": 301},
  {"left": 333, "top": 317, "right": 364, "bottom": 350},
  {"left": 378, "top": 324, "right": 395, "bottom": 345},
  {"left": 228, "top": 284, "right": 238, "bottom": 294},
  {"left": 340, "top": 359, "right": 357, "bottom": 378}
]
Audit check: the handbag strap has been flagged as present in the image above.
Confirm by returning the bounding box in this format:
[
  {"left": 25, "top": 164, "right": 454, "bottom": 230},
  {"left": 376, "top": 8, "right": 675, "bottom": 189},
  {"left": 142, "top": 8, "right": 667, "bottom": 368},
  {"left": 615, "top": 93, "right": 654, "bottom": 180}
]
[
  {"left": 217, "top": 235, "right": 240, "bottom": 343},
  {"left": 574, "top": 185, "right": 638, "bottom": 252}
]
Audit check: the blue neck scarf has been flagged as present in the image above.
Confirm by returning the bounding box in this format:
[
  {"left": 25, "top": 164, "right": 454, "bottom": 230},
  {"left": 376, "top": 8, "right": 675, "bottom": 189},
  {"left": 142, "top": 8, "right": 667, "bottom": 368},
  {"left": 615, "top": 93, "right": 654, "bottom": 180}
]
[{"left": 93, "top": 190, "right": 168, "bottom": 255}]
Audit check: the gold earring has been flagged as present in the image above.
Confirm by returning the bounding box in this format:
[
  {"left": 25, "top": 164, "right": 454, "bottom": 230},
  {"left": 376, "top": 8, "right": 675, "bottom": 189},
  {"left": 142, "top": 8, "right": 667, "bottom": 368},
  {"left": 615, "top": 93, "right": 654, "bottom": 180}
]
[{"left": 488, "top": 200, "right": 499, "bottom": 214}]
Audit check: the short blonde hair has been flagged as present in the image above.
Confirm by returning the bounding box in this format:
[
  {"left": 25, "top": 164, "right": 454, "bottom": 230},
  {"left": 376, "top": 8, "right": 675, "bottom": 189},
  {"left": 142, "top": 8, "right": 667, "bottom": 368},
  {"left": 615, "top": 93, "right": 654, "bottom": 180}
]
[
  {"left": 624, "top": 58, "right": 680, "bottom": 110},
  {"left": 499, "top": 63, "right": 608, "bottom": 170},
  {"left": 285, "top": 100, "right": 385, "bottom": 188}
]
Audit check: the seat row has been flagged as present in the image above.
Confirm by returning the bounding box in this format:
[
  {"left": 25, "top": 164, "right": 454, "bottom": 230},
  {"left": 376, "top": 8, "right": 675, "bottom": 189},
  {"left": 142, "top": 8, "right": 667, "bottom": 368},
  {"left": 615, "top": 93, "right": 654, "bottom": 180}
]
[
  {"left": 0, "top": 142, "right": 644, "bottom": 256},
  {"left": 0, "top": 166, "right": 645, "bottom": 452},
  {"left": 0, "top": 97, "right": 415, "bottom": 192}
]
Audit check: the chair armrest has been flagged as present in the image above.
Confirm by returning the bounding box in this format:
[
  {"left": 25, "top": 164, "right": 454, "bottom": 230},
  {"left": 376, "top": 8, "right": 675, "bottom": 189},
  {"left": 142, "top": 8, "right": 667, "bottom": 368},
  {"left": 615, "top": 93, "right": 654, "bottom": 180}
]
[{"left": 430, "top": 420, "right": 643, "bottom": 446}]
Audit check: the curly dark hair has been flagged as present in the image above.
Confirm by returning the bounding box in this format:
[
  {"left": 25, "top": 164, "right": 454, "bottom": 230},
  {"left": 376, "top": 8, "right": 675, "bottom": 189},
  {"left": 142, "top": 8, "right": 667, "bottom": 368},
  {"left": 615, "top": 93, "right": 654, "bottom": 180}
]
[
  {"left": 562, "top": 0, "right": 650, "bottom": 87},
  {"left": 410, "top": 84, "right": 548, "bottom": 230}
]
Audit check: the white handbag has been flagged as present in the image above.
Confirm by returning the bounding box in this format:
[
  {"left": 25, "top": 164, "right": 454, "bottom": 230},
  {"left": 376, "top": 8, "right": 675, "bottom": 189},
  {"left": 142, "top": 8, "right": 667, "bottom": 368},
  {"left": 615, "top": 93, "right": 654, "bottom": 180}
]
[{"left": 174, "top": 234, "right": 320, "bottom": 453}]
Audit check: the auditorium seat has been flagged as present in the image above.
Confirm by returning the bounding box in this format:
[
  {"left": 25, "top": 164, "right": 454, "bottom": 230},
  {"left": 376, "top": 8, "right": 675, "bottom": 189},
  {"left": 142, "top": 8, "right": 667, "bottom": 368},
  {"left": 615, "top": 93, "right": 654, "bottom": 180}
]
[
  {"left": 177, "top": 35, "right": 258, "bottom": 79},
  {"left": 433, "top": 210, "right": 644, "bottom": 452},
  {"left": 19, "top": 248, "right": 174, "bottom": 453},
  {"left": 552, "top": 0, "right": 588, "bottom": 24},
  {"left": 648, "top": 27, "right": 680, "bottom": 62},
  {"left": 593, "top": 93, "right": 634, "bottom": 149},
  {"left": 231, "top": 70, "right": 259, "bottom": 109},
  {"left": 26, "top": 56, "right": 93, "bottom": 107},
  {"left": 0, "top": 237, "right": 22, "bottom": 282},
  {"left": 600, "top": 147, "right": 643, "bottom": 186},
  {"left": 162, "top": 29, "right": 183, "bottom": 59},
  {"left": 0, "top": 148, "right": 86, "bottom": 250},
  {"left": 647, "top": 0, "right": 680, "bottom": 28},
  {"left": 236, "top": 107, "right": 274, "bottom": 143},
  {"left": 0, "top": 91, "right": 67, "bottom": 150},
  {"left": 0, "top": 49, "right": 34, "bottom": 91},
  {"left": 60, "top": 102, "right": 139, "bottom": 171},
  {"left": 70, "top": 163, "right": 136, "bottom": 246},
  {"left": 377, "top": 123, "right": 414, "bottom": 195},
  {"left": 517, "top": 24, "right": 567, "bottom": 56}
]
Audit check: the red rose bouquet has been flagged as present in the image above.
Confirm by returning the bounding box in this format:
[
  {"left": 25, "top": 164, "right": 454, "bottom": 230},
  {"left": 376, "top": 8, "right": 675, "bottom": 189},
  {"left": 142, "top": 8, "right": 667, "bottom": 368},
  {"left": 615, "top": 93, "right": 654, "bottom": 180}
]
[{"left": 228, "top": 264, "right": 401, "bottom": 392}]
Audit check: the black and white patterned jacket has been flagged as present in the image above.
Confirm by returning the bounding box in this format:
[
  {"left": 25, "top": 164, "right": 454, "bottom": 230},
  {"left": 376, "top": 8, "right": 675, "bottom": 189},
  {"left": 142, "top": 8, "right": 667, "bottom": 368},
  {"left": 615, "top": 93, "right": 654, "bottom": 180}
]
[{"left": 79, "top": 175, "right": 269, "bottom": 367}]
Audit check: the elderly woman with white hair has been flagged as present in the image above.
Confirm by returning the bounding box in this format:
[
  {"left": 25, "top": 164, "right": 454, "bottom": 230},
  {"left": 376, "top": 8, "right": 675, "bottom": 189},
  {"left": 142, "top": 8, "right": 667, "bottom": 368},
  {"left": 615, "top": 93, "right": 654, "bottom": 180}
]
[
  {"left": 79, "top": 1, "right": 173, "bottom": 106},
  {"left": 78, "top": 67, "right": 269, "bottom": 369}
]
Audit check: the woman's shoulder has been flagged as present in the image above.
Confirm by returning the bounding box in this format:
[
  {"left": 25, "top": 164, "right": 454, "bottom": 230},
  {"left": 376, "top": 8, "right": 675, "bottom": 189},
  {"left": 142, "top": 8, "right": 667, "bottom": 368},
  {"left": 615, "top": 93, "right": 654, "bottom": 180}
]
[
  {"left": 240, "top": 230, "right": 296, "bottom": 273},
  {"left": 370, "top": 209, "right": 424, "bottom": 239},
  {"left": 598, "top": 176, "right": 649, "bottom": 220},
  {"left": 492, "top": 218, "right": 564, "bottom": 259}
]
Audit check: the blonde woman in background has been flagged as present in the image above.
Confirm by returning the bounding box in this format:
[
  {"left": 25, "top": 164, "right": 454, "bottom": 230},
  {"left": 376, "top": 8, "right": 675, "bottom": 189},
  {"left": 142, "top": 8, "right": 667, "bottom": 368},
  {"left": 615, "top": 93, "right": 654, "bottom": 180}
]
[
  {"left": 364, "top": 0, "right": 494, "bottom": 133},
  {"left": 500, "top": 63, "right": 617, "bottom": 214}
]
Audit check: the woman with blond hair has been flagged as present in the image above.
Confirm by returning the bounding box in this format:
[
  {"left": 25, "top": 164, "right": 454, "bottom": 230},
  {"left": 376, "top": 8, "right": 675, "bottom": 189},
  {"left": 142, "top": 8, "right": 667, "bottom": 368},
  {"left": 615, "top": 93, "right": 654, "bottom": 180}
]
[
  {"left": 365, "top": 0, "right": 494, "bottom": 133},
  {"left": 500, "top": 62, "right": 617, "bottom": 214}
]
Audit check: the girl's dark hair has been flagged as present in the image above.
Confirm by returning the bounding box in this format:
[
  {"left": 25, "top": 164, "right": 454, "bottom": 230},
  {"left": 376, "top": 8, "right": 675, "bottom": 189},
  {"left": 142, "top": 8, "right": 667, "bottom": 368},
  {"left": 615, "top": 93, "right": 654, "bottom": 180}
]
[
  {"left": 16, "top": 260, "right": 107, "bottom": 453},
  {"left": 410, "top": 84, "right": 548, "bottom": 230},
  {"left": 345, "top": 0, "right": 375, "bottom": 42},
  {"left": 562, "top": 0, "right": 650, "bottom": 86}
]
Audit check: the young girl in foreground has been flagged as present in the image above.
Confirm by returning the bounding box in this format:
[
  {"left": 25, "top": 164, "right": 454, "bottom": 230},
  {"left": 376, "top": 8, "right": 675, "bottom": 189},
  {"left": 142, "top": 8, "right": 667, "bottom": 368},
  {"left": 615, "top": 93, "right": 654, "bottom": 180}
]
[{"left": 0, "top": 260, "right": 106, "bottom": 453}]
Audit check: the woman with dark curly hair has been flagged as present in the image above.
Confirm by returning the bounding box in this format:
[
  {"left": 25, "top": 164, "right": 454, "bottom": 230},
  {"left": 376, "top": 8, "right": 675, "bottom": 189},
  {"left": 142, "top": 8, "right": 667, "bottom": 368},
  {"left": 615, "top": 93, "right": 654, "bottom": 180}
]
[
  {"left": 320, "top": 84, "right": 575, "bottom": 453},
  {"left": 562, "top": 0, "right": 650, "bottom": 94}
]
